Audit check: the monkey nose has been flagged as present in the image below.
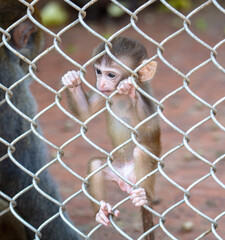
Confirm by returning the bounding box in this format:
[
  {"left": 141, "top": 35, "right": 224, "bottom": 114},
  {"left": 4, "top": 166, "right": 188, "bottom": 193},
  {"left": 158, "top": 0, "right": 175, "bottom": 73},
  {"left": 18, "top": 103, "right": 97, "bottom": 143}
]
[{"left": 100, "top": 81, "right": 105, "bottom": 89}]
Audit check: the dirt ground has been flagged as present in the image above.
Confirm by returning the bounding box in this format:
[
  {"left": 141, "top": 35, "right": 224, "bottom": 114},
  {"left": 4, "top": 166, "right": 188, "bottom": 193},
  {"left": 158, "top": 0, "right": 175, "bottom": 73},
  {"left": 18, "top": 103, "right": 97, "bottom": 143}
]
[{"left": 30, "top": 3, "right": 225, "bottom": 240}]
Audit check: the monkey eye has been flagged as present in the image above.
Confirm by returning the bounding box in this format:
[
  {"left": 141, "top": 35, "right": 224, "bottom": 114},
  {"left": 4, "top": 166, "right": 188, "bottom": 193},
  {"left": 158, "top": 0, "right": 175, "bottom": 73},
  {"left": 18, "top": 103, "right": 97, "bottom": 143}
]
[
  {"left": 96, "top": 68, "right": 102, "bottom": 75},
  {"left": 108, "top": 73, "right": 116, "bottom": 79}
]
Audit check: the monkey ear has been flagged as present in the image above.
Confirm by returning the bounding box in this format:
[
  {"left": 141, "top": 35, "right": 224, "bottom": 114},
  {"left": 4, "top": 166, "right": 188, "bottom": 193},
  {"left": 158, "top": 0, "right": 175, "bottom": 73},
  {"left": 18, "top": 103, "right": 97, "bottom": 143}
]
[
  {"left": 12, "top": 20, "right": 38, "bottom": 49},
  {"left": 138, "top": 60, "right": 157, "bottom": 82}
]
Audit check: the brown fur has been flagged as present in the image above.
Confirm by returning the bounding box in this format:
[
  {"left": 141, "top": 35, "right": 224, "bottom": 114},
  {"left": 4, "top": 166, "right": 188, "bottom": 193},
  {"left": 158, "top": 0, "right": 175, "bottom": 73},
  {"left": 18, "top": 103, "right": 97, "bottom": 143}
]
[
  {"left": 64, "top": 36, "right": 161, "bottom": 239},
  {"left": 93, "top": 36, "right": 148, "bottom": 69}
]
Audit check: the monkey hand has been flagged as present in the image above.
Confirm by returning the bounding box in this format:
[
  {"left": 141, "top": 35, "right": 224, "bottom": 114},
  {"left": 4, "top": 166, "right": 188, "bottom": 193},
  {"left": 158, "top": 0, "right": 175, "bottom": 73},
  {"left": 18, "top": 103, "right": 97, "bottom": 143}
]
[
  {"left": 95, "top": 200, "right": 120, "bottom": 226},
  {"left": 61, "top": 70, "right": 81, "bottom": 88},
  {"left": 117, "top": 77, "right": 136, "bottom": 99},
  {"left": 129, "top": 188, "right": 148, "bottom": 207}
]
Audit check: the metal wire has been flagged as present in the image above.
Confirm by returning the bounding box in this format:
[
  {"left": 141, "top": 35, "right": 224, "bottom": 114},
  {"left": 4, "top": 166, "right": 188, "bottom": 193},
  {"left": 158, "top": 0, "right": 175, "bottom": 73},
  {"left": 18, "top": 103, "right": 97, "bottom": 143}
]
[{"left": 0, "top": 0, "right": 224, "bottom": 239}]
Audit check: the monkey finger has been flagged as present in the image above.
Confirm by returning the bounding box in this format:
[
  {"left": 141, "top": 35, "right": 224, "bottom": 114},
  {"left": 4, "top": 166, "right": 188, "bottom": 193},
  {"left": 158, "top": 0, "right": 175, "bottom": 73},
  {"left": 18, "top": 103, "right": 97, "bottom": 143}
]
[
  {"left": 131, "top": 195, "right": 148, "bottom": 205},
  {"left": 117, "top": 82, "right": 124, "bottom": 90},
  {"left": 99, "top": 200, "right": 107, "bottom": 210},
  {"left": 99, "top": 201, "right": 111, "bottom": 215},
  {"left": 130, "top": 188, "right": 146, "bottom": 197},
  {"left": 125, "top": 79, "right": 133, "bottom": 88},
  {"left": 123, "top": 79, "right": 132, "bottom": 87},
  {"left": 71, "top": 71, "right": 81, "bottom": 86},
  {"left": 63, "top": 73, "right": 73, "bottom": 82},
  {"left": 118, "top": 82, "right": 134, "bottom": 96},
  {"left": 71, "top": 70, "right": 79, "bottom": 78},
  {"left": 67, "top": 71, "right": 79, "bottom": 86},
  {"left": 68, "top": 81, "right": 77, "bottom": 88},
  {"left": 66, "top": 78, "right": 75, "bottom": 87},
  {"left": 117, "top": 85, "right": 129, "bottom": 95},
  {"left": 131, "top": 195, "right": 147, "bottom": 204},
  {"left": 96, "top": 212, "right": 110, "bottom": 226},
  {"left": 128, "top": 89, "right": 134, "bottom": 96},
  {"left": 118, "top": 80, "right": 126, "bottom": 88},
  {"left": 122, "top": 77, "right": 133, "bottom": 86},
  {"left": 130, "top": 193, "right": 146, "bottom": 200},
  {"left": 99, "top": 213, "right": 110, "bottom": 225},
  {"left": 62, "top": 77, "right": 73, "bottom": 88},
  {"left": 131, "top": 188, "right": 146, "bottom": 194},
  {"left": 131, "top": 195, "right": 146, "bottom": 204},
  {"left": 120, "top": 89, "right": 129, "bottom": 95},
  {"left": 67, "top": 71, "right": 75, "bottom": 81},
  {"left": 134, "top": 199, "right": 148, "bottom": 207},
  {"left": 99, "top": 201, "right": 118, "bottom": 219},
  {"left": 61, "top": 77, "right": 67, "bottom": 86},
  {"left": 130, "top": 191, "right": 146, "bottom": 198},
  {"left": 114, "top": 209, "right": 120, "bottom": 218},
  {"left": 127, "top": 77, "right": 133, "bottom": 84},
  {"left": 117, "top": 87, "right": 124, "bottom": 95},
  {"left": 106, "top": 203, "right": 113, "bottom": 214}
]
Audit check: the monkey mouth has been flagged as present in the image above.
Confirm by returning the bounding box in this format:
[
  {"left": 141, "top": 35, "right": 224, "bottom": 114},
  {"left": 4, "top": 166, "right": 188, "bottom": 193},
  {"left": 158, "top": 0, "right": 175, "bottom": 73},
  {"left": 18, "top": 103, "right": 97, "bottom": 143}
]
[{"left": 100, "top": 90, "right": 112, "bottom": 96}]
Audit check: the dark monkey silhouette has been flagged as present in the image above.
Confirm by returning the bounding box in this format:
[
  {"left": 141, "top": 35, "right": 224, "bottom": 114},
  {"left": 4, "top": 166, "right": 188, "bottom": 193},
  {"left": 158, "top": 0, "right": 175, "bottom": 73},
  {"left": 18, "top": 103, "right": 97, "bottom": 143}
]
[{"left": 0, "top": 1, "right": 80, "bottom": 239}]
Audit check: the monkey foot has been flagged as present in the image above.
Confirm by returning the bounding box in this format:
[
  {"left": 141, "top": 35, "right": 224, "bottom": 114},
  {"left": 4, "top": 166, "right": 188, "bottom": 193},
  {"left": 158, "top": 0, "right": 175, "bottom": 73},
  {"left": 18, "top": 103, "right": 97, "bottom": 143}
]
[
  {"left": 129, "top": 188, "right": 148, "bottom": 207},
  {"left": 95, "top": 201, "right": 120, "bottom": 226}
]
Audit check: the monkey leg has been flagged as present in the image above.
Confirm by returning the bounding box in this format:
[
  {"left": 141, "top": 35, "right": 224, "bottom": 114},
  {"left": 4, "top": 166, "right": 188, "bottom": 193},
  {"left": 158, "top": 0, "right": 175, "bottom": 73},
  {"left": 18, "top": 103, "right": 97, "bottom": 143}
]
[
  {"left": 0, "top": 198, "right": 27, "bottom": 240},
  {"left": 88, "top": 158, "right": 107, "bottom": 215},
  {"left": 88, "top": 158, "right": 120, "bottom": 226},
  {"left": 133, "top": 146, "right": 157, "bottom": 240}
]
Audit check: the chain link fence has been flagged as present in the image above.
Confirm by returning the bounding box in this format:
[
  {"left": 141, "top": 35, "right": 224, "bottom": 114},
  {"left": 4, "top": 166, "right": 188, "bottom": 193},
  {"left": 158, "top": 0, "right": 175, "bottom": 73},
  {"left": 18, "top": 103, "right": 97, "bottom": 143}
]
[{"left": 0, "top": 0, "right": 225, "bottom": 239}]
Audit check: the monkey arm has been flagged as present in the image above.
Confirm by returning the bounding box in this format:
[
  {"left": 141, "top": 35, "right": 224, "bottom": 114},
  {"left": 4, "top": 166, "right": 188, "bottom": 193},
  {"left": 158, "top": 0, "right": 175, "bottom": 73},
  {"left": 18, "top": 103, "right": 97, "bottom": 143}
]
[
  {"left": 87, "top": 91, "right": 106, "bottom": 116},
  {"left": 62, "top": 69, "right": 106, "bottom": 121},
  {"left": 67, "top": 86, "right": 105, "bottom": 122},
  {"left": 131, "top": 91, "right": 153, "bottom": 121},
  {"left": 66, "top": 86, "right": 90, "bottom": 121},
  {"left": 117, "top": 78, "right": 153, "bottom": 121}
]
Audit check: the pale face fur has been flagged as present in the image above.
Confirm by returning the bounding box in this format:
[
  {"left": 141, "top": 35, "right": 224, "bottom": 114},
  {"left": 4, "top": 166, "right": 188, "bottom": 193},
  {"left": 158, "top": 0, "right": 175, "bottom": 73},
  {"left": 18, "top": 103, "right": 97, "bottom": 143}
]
[
  {"left": 94, "top": 56, "right": 157, "bottom": 96},
  {"left": 94, "top": 57, "right": 132, "bottom": 95}
]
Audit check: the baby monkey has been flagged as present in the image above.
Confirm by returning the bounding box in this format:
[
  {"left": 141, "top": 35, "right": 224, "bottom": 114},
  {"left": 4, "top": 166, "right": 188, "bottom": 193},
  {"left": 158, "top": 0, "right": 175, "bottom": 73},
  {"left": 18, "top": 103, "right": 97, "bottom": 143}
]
[{"left": 62, "top": 37, "right": 161, "bottom": 240}]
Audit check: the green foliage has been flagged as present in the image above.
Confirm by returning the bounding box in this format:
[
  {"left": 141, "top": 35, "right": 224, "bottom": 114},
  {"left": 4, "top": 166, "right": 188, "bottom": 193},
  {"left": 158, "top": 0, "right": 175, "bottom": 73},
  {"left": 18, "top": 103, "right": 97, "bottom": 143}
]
[
  {"left": 159, "top": 0, "right": 193, "bottom": 12},
  {"left": 195, "top": 18, "right": 208, "bottom": 32},
  {"left": 65, "top": 45, "right": 76, "bottom": 54},
  {"left": 107, "top": 2, "right": 127, "bottom": 18},
  {"left": 41, "top": 1, "right": 69, "bottom": 27},
  {"left": 102, "top": 32, "right": 112, "bottom": 39}
]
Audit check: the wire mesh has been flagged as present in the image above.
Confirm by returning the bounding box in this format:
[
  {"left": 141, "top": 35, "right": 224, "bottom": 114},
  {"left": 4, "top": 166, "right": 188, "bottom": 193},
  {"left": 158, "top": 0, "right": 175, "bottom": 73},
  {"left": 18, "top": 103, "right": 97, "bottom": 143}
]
[{"left": 0, "top": 0, "right": 225, "bottom": 239}]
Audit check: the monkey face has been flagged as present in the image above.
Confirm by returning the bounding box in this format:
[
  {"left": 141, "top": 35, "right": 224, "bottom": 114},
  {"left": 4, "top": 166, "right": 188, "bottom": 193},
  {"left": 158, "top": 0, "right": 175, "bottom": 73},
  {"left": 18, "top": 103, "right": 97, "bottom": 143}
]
[{"left": 94, "top": 63, "right": 126, "bottom": 95}]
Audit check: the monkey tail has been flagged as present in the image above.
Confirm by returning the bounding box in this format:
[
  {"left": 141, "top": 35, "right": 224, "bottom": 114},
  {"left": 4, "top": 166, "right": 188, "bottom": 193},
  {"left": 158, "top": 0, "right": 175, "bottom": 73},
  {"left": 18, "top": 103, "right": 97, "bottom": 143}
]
[{"left": 141, "top": 198, "right": 155, "bottom": 240}]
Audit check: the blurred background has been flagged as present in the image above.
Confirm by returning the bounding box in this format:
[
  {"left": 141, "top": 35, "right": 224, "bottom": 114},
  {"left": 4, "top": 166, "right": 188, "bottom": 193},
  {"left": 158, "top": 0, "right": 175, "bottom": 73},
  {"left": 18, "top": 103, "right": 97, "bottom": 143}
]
[{"left": 29, "top": 1, "right": 225, "bottom": 239}]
